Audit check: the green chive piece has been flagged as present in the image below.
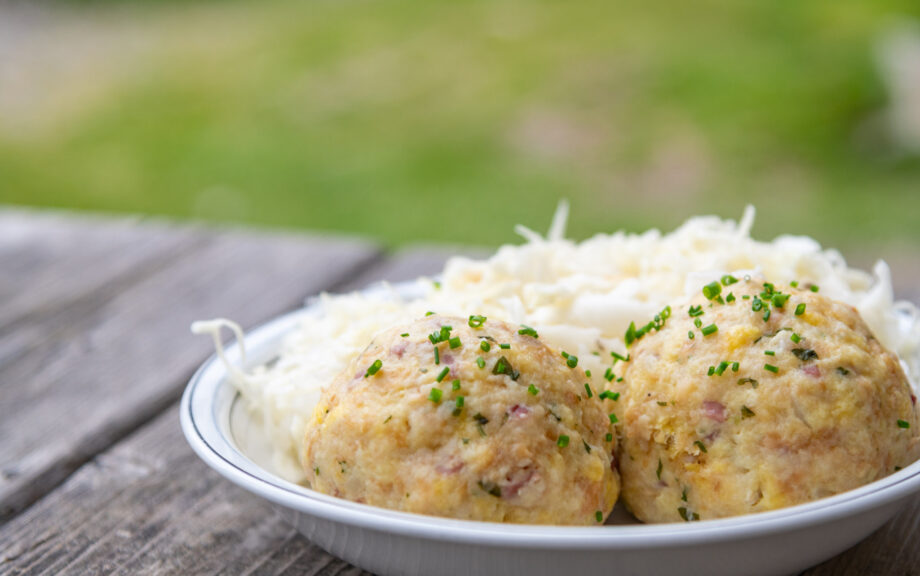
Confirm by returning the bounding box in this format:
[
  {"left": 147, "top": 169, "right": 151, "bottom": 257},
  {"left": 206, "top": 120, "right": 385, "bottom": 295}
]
[
  {"left": 566, "top": 355, "right": 578, "bottom": 368},
  {"left": 480, "top": 340, "right": 491, "bottom": 352},
  {"left": 810, "top": 285, "right": 820, "bottom": 292},
  {"left": 726, "top": 293, "right": 736, "bottom": 303},
  {"left": 428, "top": 388, "right": 442, "bottom": 403},
  {"left": 694, "top": 440, "right": 708, "bottom": 453},
  {"left": 434, "top": 347, "right": 440, "bottom": 365},
  {"left": 765, "top": 350, "right": 775, "bottom": 356},
  {"left": 583, "top": 440, "right": 592, "bottom": 454},
  {"left": 790, "top": 280, "right": 799, "bottom": 288},
  {"left": 721, "top": 274, "right": 739, "bottom": 286},
  {"left": 681, "top": 487, "right": 688, "bottom": 502},
  {"left": 609, "top": 413, "right": 619, "bottom": 424},
  {"left": 688, "top": 331, "right": 695, "bottom": 340},
  {"left": 436, "top": 366, "right": 450, "bottom": 382},
  {"left": 605, "top": 433, "right": 613, "bottom": 442},
  {"left": 701, "top": 324, "right": 718, "bottom": 336},
  {"left": 449, "top": 336, "right": 462, "bottom": 349},
  {"left": 585, "top": 370, "right": 592, "bottom": 378},
  {"left": 625, "top": 321, "right": 638, "bottom": 347},
  {"left": 364, "top": 359, "right": 383, "bottom": 378},
  {"left": 400, "top": 333, "right": 409, "bottom": 338},
  {"left": 694, "top": 318, "right": 703, "bottom": 329},
  {"left": 492, "top": 356, "right": 519, "bottom": 380},
  {"left": 557, "top": 435, "right": 570, "bottom": 448},
  {"left": 452, "top": 379, "right": 461, "bottom": 391},
  {"left": 678, "top": 507, "right": 700, "bottom": 522},
  {"left": 731, "top": 362, "right": 740, "bottom": 372},
  {"left": 604, "top": 367, "right": 615, "bottom": 381},
  {"left": 762, "top": 308, "right": 771, "bottom": 322},
  {"left": 708, "top": 366, "right": 715, "bottom": 376},
  {"left": 795, "top": 303, "right": 806, "bottom": 316},
  {"left": 455, "top": 396, "right": 464, "bottom": 408},
  {"left": 528, "top": 384, "right": 539, "bottom": 396},
  {"left": 656, "top": 458, "right": 663, "bottom": 480},
  {"left": 688, "top": 305, "right": 704, "bottom": 317},
  {"left": 599, "top": 390, "right": 620, "bottom": 401},
  {"left": 518, "top": 325, "right": 539, "bottom": 338},
  {"left": 500, "top": 343, "right": 511, "bottom": 350},
  {"left": 703, "top": 281, "right": 722, "bottom": 300},
  {"left": 737, "top": 377, "right": 759, "bottom": 388},
  {"left": 741, "top": 405, "right": 755, "bottom": 419},
  {"left": 468, "top": 315, "right": 487, "bottom": 328},
  {"left": 595, "top": 510, "right": 603, "bottom": 523},
  {"left": 715, "top": 361, "right": 730, "bottom": 376},
  {"left": 425, "top": 311, "right": 436, "bottom": 316},
  {"left": 772, "top": 294, "right": 790, "bottom": 308},
  {"left": 897, "top": 419, "right": 910, "bottom": 429},
  {"left": 584, "top": 383, "right": 594, "bottom": 398},
  {"left": 476, "top": 357, "right": 485, "bottom": 369},
  {"left": 791, "top": 333, "right": 802, "bottom": 343},
  {"left": 657, "top": 401, "right": 668, "bottom": 406},
  {"left": 764, "top": 364, "right": 779, "bottom": 374}
]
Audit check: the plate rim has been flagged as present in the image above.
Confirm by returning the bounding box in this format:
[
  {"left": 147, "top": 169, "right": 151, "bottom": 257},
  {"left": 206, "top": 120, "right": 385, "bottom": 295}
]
[{"left": 180, "top": 290, "right": 920, "bottom": 550}]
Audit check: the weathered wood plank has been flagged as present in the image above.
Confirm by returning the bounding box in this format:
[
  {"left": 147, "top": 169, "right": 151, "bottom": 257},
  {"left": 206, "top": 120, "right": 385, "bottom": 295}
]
[
  {"left": 0, "top": 249, "right": 446, "bottom": 575},
  {"left": 0, "top": 404, "right": 370, "bottom": 576},
  {"left": 0, "top": 212, "right": 381, "bottom": 522}
]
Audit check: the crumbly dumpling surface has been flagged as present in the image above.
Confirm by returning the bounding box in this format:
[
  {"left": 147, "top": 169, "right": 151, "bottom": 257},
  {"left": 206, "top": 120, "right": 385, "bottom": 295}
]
[
  {"left": 304, "top": 315, "right": 620, "bottom": 525},
  {"left": 620, "top": 279, "right": 920, "bottom": 523}
]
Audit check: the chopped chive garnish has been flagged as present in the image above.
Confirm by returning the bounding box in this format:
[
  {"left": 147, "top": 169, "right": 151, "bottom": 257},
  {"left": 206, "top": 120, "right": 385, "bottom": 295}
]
[
  {"left": 584, "top": 383, "right": 594, "bottom": 398},
  {"left": 434, "top": 347, "right": 440, "bottom": 365},
  {"left": 742, "top": 295, "right": 751, "bottom": 300},
  {"left": 764, "top": 350, "right": 775, "bottom": 356},
  {"left": 721, "top": 274, "right": 739, "bottom": 286},
  {"left": 656, "top": 458, "right": 663, "bottom": 480},
  {"left": 476, "top": 357, "right": 485, "bottom": 369},
  {"left": 703, "top": 281, "right": 722, "bottom": 300},
  {"left": 657, "top": 401, "right": 668, "bottom": 406},
  {"left": 384, "top": 415, "right": 392, "bottom": 424},
  {"left": 625, "top": 321, "right": 637, "bottom": 347},
  {"left": 701, "top": 324, "right": 718, "bottom": 337},
  {"left": 737, "top": 377, "right": 759, "bottom": 388},
  {"left": 528, "top": 383, "right": 539, "bottom": 396},
  {"left": 693, "top": 440, "right": 708, "bottom": 453},
  {"left": 605, "top": 433, "right": 613, "bottom": 442},
  {"left": 707, "top": 366, "right": 715, "bottom": 376},
  {"left": 897, "top": 419, "right": 911, "bottom": 429},
  {"left": 726, "top": 292, "right": 736, "bottom": 303},
  {"left": 604, "top": 367, "right": 615, "bottom": 381},
  {"left": 452, "top": 379, "right": 461, "bottom": 390},
  {"left": 741, "top": 405, "right": 755, "bottom": 419},
  {"left": 595, "top": 510, "right": 603, "bottom": 523},
  {"left": 557, "top": 435, "right": 570, "bottom": 448},
  {"left": 694, "top": 318, "right": 703, "bottom": 329},
  {"left": 762, "top": 308, "right": 771, "bottom": 322},
  {"left": 764, "top": 364, "right": 779, "bottom": 374},
  {"left": 678, "top": 507, "right": 700, "bottom": 522},
  {"left": 609, "top": 413, "right": 619, "bottom": 424},
  {"left": 478, "top": 480, "right": 500, "bottom": 497},
  {"left": 837, "top": 367, "right": 850, "bottom": 375},
  {"left": 688, "top": 305, "right": 704, "bottom": 317},
  {"left": 400, "top": 333, "right": 409, "bottom": 337},
  {"left": 611, "top": 351, "right": 629, "bottom": 363},
  {"left": 468, "top": 315, "right": 487, "bottom": 328},
  {"left": 792, "top": 348, "right": 818, "bottom": 362},
  {"left": 449, "top": 336, "right": 462, "bottom": 349},
  {"left": 791, "top": 333, "right": 802, "bottom": 343},
  {"left": 790, "top": 280, "right": 799, "bottom": 288},
  {"left": 688, "top": 331, "right": 695, "bottom": 340},
  {"left": 492, "top": 356, "right": 520, "bottom": 380},
  {"left": 585, "top": 370, "right": 592, "bottom": 378},
  {"left": 428, "top": 388, "right": 442, "bottom": 403},
  {"left": 752, "top": 297, "right": 763, "bottom": 312},
  {"left": 566, "top": 355, "right": 578, "bottom": 368},
  {"left": 364, "top": 359, "right": 383, "bottom": 378},
  {"left": 731, "top": 362, "right": 740, "bottom": 372},
  {"left": 455, "top": 396, "right": 464, "bottom": 408},
  {"left": 715, "top": 361, "right": 730, "bottom": 376},
  {"left": 425, "top": 311, "right": 435, "bottom": 316},
  {"left": 810, "top": 285, "right": 820, "bottom": 292},
  {"left": 518, "top": 325, "right": 539, "bottom": 338},
  {"left": 772, "top": 294, "right": 790, "bottom": 308},
  {"left": 479, "top": 340, "right": 491, "bottom": 353},
  {"left": 500, "top": 343, "right": 511, "bottom": 350},
  {"left": 599, "top": 390, "right": 620, "bottom": 401},
  {"left": 435, "top": 366, "right": 450, "bottom": 382},
  {"left": 681, "top": 487, "right": 688, "bottom": 502},
  {"left": 795, "top": 303, "right": 806, "bottom": 316}
]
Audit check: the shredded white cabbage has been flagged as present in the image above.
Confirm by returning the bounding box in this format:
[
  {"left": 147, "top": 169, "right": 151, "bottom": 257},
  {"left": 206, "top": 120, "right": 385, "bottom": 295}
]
[{"left": 194, "top": 206, "right": 920, "bottom": 483}]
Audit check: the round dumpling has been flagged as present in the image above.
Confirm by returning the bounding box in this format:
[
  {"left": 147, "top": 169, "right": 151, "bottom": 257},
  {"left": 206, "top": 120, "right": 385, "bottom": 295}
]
[
  {"left": 619, "top": 278, "right": 920, "bottom": 523},
  {"left": 303, "top": 314, "right": 620, "bottom": 525}
]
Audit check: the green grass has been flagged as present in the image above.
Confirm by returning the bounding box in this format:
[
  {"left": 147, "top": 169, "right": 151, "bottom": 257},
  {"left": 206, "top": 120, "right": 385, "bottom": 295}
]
[{"left": 1, "top": 0, "right": 919, "bottom": 249}]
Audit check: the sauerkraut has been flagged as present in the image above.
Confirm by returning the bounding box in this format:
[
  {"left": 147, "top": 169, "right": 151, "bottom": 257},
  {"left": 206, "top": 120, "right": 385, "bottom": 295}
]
[{"left": 194, "top": 204, "right": 920, "bottom": 483}]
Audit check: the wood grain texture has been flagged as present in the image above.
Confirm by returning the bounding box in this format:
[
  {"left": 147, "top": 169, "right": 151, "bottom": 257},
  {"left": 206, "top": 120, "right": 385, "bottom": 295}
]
[
  {"left": 0, "top": 404, "right": 370, "bottom": 576},
  {"left": 0, "top": 249, "right": 446, "bottom": 575},
  {"left": 0, "top": 210, "right": 381, "bottom": 522}
]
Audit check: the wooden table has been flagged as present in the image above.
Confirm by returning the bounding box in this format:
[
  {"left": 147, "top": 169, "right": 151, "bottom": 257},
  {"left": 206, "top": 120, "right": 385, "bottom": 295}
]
[{"left": 1, "top": 209, "right": 919, "bottom": 576}]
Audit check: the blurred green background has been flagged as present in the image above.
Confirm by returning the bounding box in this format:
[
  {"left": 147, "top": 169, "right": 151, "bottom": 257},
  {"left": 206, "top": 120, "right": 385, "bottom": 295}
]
[{"left": 1, "top": 0, "right": 919, "bottom": 249}]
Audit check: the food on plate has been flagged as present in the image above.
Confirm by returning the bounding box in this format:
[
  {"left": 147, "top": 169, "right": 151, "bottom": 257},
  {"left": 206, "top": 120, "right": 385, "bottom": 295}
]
[
  {"left": 619, "top": 278, "right": 920, "bottom": 522},
  {"left": 302, "top": 315, "right": 619, "bottom": 524},
  {"left": 193, "top": 204, "right": 920, "bottom": 524}
]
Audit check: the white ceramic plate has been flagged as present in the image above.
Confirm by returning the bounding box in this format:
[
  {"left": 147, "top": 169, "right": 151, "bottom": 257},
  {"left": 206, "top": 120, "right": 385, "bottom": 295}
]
[{"left": 181, "top": 285, "right": 920, "bottom": 576}]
